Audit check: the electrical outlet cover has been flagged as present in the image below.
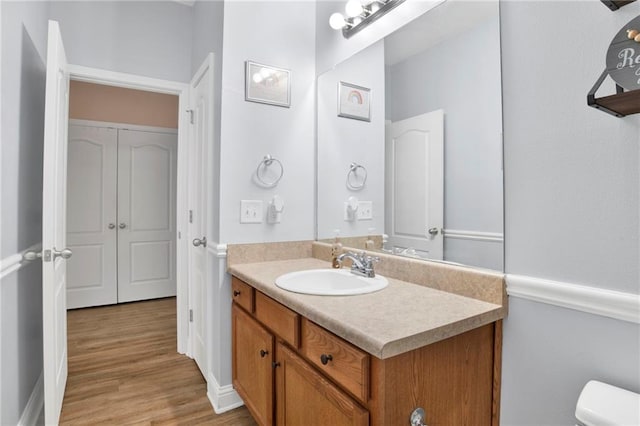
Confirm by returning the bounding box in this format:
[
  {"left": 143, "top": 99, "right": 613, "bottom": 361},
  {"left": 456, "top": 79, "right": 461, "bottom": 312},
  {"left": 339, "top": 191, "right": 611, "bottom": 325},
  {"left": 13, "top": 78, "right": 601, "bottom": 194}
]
[
  {"left": 240, "top": 200, "right": 263, "bottom": 223},
  {"left": 357, "top": 201, "right": 373, "bottom": 220}
]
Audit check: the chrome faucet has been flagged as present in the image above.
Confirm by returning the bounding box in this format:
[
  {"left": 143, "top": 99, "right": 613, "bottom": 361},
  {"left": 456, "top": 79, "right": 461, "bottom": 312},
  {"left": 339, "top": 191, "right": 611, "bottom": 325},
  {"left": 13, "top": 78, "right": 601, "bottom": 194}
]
[{"left": 336, "top": 251, "right": 380, "bottom": 278}]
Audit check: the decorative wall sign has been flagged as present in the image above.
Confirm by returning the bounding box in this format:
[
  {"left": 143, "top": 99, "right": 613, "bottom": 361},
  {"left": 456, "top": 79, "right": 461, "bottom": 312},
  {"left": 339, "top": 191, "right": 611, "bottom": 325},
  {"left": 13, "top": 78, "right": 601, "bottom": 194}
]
[
  {"left": 600, "top": 0, "right": 637, "bottom": 11},
  {"left": 338, "top": 81, "right": 371, "bottom": 122},
  {"left": 245, "top": 61, "right": 291, "bottom": 108},
  {"left": 606, "top": 15, "right": 640, "bottom": 92}
]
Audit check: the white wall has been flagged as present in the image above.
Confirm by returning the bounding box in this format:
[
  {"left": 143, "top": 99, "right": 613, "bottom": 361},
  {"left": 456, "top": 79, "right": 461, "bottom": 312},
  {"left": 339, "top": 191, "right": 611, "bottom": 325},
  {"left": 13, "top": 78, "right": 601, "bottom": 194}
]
[
  {"left": 386, "top": 15, "right": 503, "bottom": 270},
  {"left": 49, "top": 1, "right": 194, "bottom": 83},
  {"left": 218, "top": 1, "right": 316, "bottom": 244},
  {"left": 0, "top": 1, "right": 50, "bottom": 423},
  {"left": 206, "top": 0, "right": 316, "bottom": 406},
  {"left": 317, "top": 40, "right": 385, "bottom": 239},
  {"left": 500, "top": 1, "right": 640, "bottom": 424}
]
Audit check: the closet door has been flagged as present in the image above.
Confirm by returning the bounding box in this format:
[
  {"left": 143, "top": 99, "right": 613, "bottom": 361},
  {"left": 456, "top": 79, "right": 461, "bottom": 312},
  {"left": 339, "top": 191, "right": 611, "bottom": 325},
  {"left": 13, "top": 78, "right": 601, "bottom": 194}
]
[
  {"left": 66, "top": 125, "right": 118, "bottom": 309},
  {"left": 117, "top": 129, "right": 177, "bottom": 303}
]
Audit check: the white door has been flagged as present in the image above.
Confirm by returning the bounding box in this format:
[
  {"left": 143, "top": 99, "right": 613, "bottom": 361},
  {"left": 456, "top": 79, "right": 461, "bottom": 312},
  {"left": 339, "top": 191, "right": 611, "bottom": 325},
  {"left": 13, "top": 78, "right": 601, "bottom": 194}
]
[
  {"left": 42, "top": 20, "right": 70, "bottom": 425},
  {"left": 66, "top": 125, "right": 118, "bottom": 309},
  {"left": 188, "top": 54, "right": 214, "bottom": 377},
  {"left": 117, "top": 129, "right": 177, "bottom": 303},
  {"left": 385, "top": 110, "right": 444, "bottom": 259}
]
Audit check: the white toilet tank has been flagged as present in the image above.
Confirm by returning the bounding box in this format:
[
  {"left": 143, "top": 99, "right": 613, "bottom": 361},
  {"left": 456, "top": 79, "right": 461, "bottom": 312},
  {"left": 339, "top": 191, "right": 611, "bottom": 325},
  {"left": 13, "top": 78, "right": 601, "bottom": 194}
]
[{"left": 575, "top": 380, "right": 640, "bottom": 426}]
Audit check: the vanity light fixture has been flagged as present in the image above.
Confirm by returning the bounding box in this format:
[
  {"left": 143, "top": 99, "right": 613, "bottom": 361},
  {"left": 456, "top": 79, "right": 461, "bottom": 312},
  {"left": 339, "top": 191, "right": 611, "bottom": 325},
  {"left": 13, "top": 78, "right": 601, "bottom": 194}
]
[{"left": 329, "top": 0, "right": 405, "bottom": 39}]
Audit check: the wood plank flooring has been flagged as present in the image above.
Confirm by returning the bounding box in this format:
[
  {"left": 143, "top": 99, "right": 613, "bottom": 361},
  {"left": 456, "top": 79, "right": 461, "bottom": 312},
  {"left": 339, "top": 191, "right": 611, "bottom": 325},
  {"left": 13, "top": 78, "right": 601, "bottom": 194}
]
[{"left": 60, "top": 297, "right": 256, "bottom": 425}]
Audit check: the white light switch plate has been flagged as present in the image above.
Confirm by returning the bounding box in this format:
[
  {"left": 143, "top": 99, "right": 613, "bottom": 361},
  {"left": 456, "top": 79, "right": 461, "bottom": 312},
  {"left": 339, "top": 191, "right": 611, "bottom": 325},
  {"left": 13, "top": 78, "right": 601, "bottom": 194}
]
[
  {"left": 357, "top": 201, "right": 373, "bottom": 220},
  {"left": 240, "top": 200, "right": 263, "bottom": 223}
]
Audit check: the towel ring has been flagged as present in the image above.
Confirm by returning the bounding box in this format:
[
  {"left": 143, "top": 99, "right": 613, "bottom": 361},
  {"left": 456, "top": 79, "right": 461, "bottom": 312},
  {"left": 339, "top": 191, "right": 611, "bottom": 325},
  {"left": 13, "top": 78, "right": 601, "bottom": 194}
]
[
  {"left": 346, "top": 162, "right": 367, "bottom": 190},
  {"left": 256, "top": 155, "right": 284, "bottom": 187}
]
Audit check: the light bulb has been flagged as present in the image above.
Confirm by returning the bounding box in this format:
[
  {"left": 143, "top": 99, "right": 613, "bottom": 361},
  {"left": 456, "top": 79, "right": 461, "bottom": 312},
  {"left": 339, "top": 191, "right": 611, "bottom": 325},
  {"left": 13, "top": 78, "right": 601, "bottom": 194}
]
[
  {"left": 260, "top": 68, "right": 273, "bottom": 79},
  {"left": 345, "top": 0, "right": 363, "bottom": 18},
  {"left": 369, "top": 2, "right": 380, "bottom": 13},
  {"left": 329, "top": 12, "right": 346, "bottom": 30}
]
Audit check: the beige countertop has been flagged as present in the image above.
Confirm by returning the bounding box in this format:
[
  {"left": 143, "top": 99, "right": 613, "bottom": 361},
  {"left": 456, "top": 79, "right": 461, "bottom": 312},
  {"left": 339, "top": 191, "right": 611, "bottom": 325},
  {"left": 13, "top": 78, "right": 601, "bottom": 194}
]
[{"left": 228, "top": 258, "right": 505, "bottom": 359}]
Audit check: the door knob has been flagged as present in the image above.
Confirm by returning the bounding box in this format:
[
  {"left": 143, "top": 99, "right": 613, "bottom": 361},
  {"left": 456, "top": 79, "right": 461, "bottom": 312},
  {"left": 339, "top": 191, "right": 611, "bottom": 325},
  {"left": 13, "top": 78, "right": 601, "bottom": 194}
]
[
  {"left": 119, "top": 223, "right": 127, "bottom": 229},
  {"left": 192, "top": 237, "right": 207, "bottom": 248},
  {"left": 22, "top": 250, "right": 42, "bottom": 261},
  {"left": 108, "top": 223, "right": 116, "bottom": 229},
  {"left": 410, "top": 407, "right": 428, "bottom": 426},
  {"left": 428, "top": 227, "right": 439, "bottom": 236},
  {"left": 52, "top": 248, "right": 73, "bottom": 260}
]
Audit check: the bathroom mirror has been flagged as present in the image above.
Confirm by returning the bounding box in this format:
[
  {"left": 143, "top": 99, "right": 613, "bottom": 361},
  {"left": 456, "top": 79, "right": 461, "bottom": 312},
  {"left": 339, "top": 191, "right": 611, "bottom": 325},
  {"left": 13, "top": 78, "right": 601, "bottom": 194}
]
[{"left": 316, "top": 0, "right": 504, "bottom": 271}]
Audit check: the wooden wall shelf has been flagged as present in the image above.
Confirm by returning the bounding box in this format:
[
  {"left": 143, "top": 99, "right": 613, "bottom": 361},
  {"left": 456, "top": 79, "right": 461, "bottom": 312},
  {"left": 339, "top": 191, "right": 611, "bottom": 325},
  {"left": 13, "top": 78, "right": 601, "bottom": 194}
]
[{"left": 588, "top": 69, "right": 640, "bottom": 117}]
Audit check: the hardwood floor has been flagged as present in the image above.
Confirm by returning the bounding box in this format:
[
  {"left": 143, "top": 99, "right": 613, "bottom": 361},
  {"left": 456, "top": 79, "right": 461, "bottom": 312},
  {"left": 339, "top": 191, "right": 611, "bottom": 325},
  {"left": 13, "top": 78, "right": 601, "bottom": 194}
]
[{"left": 60, "top": 297, "right": 256, "bottom": 425}]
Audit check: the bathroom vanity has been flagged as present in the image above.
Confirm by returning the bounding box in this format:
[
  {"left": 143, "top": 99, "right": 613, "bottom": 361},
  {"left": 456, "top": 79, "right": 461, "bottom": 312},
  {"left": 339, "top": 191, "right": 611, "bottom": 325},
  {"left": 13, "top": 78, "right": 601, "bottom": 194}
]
[{"left": 228, "top": 248, "right": 506, "bottom": 426}]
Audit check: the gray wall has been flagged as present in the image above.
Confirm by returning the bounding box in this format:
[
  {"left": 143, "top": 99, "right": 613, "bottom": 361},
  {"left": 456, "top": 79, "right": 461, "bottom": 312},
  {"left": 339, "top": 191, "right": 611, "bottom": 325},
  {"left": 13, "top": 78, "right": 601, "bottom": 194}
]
[
  {"left": 0, "top": 1, "right": 50, "bottom": 423},
  {"left": 502, "top": 1, "right": 639, "bottom": 293},
  {"left": 49, "top": 1, "right": 194, "bottom": 83},
  {"left": 386, "top": 15, "right": 503, "bottom": 270},
  {"left": 502, "top": 298, "right": 640, "bottom": 425},
  {"left": 501, "top": 1, "right": 640, "bottom": 424}
]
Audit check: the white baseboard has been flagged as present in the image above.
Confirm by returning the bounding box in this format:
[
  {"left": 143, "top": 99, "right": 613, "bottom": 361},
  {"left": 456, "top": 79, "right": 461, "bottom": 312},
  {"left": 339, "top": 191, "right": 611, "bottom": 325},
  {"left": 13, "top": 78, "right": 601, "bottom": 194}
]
[
  {"left": 207, "top": 373, "right": 244, "bottom": 414},
  {"left": 17, "top": 372, "right": 43, "bottom": 426},
  {"left": 507, "top": 274, "right": 640, "bottom": 324}
]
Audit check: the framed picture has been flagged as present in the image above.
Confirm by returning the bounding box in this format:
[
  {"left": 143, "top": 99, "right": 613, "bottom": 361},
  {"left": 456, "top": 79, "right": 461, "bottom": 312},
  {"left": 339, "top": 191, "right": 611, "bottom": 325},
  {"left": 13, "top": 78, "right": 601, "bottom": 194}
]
[
  {"left": 338, "top": 81, "right": 371, "bottom": 122},
  {"left": 245, "top": 61, "right": 291, "bottom": 108}
]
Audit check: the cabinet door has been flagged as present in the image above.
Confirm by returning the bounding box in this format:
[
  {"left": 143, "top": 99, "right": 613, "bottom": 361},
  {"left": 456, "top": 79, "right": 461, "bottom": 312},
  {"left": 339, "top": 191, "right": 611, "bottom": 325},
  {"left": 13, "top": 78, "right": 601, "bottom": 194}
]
[
  {"left": 232, "top": 304, "right": 274, "bottom": 426},
  {"left": 276, "top": 342, "right": 368, "bottom": 426}
]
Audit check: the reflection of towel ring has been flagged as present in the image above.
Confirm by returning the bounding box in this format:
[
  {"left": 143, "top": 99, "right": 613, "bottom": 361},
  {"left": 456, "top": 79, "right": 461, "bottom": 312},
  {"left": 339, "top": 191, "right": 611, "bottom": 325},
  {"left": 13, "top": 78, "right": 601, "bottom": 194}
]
[
  {"left": 346, "top": 162, "right": 367, "bottom": 190},
  {"left": 256, "top": 154, "right": 284, "bottom": 187}
]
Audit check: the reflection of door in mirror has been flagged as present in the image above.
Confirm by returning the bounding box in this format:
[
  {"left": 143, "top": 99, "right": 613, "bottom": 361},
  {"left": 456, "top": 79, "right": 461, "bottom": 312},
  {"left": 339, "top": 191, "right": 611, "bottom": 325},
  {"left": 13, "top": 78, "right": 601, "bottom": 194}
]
[{"left": 385, "top": 110, "right": 443, "bottom": 260}]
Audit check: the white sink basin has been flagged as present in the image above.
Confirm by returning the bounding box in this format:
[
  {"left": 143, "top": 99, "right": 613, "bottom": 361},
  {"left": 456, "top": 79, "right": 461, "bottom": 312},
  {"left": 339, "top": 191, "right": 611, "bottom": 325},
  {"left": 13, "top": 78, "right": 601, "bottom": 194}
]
[{"left": 275, "top": 269, "right": 388, "bottom": 296}]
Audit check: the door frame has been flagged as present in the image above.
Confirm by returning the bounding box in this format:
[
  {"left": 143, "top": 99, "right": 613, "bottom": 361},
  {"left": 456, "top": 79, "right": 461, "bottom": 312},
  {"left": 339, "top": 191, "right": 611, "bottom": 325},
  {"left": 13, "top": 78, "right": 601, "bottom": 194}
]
[{"left": 67, "top": 64, "right": 191, "bottom": 354}]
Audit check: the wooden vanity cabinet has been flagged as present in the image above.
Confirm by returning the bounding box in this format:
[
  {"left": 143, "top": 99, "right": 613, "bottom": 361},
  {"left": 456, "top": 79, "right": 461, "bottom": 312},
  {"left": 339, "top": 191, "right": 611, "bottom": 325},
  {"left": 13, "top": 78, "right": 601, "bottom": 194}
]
[
  {"left": 232, "top": 291, "right": 368, "bottom": 426},
  {"left": 232, "top": 304, "right": 274, "bottom": 426},
  {"left": 275, "top": 342, "right": 369, "bottom": 426},
  {"left": 231, "top": 278, "right": 501, "bottom": 426}
]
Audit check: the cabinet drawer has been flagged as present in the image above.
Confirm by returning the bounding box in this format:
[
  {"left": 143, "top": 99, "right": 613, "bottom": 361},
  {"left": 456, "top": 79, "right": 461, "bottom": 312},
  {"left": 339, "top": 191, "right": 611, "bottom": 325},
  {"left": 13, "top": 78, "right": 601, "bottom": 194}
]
[
  {"left": 276, "top": 342, "right": 369, "bottom": 426},
  {"left": 255, "top": 291, "right": 300, "bottom": 348},
  {"left": 231, "top": 277, "right": 254, "bottom": 312},
  {"left": 300, "top": 318, "right": 370, "bottom": 403}
]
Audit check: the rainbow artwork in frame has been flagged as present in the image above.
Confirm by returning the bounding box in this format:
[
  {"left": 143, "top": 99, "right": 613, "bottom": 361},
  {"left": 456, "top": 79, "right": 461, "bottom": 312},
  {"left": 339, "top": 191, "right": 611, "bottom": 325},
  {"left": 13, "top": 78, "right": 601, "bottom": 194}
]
[{"left": 338, "top": 81, "right": 371, "bottom": 122}]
